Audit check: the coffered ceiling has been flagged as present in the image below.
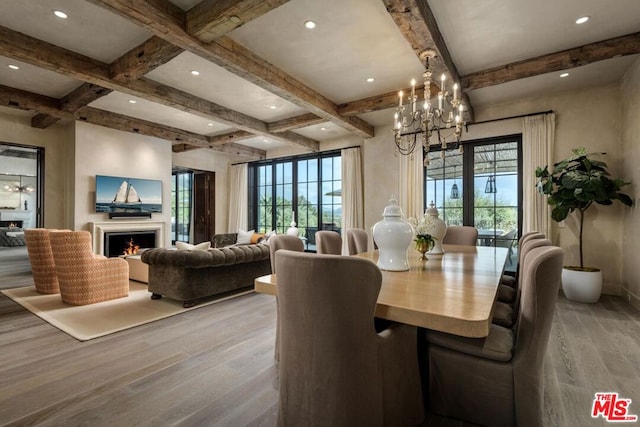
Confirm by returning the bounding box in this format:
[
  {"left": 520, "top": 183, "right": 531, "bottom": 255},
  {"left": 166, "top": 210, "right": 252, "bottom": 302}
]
[{"left": 0, "top": 0, "right": 638, "bottom": 159}]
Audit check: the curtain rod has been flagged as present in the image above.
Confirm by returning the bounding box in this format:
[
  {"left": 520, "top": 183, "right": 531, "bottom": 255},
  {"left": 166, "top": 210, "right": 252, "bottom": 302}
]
[
  {"left": 466, "top": 109, "right": 554, "bottom": 128},
  {"left": 230, "top": 144, "right": 362, "bottom": 166}
]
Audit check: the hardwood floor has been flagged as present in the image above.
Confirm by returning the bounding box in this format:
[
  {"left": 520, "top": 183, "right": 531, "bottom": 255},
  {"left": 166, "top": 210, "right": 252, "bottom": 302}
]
[{"left": 1, "top": 249, "right": 639, "bottom": 426}]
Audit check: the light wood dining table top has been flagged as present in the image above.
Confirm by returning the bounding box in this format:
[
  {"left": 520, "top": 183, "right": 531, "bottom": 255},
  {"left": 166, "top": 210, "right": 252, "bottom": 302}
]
[{"left": 254, "top": 244, "right": 509, "bottom": 338}]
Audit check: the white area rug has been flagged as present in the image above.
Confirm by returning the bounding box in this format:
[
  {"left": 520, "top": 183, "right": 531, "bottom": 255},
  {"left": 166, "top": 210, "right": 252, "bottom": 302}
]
[{"left": 1, "top": 282, "right": 253, "bottom": 341}]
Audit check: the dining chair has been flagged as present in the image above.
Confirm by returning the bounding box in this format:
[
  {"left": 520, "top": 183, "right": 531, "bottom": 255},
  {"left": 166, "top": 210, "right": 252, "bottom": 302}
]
[
  {"left": 315, "top": 230, "right": 342, "bottom": 255},
  {"left": 442, "top": 225, "right": 478, "bottom": 246},
  {"left": 500, "top": 231, "right": 545, "bottom": 289},
  {"left": 24, "top": 228, "right": 60, "bottom": 294},
  {"left": 426, "top": 245, "right": 564, "bottom": 427},
  {"left": 267, "top": 234, "right": 304, "bottom": 362},
  {"left": 346, "top": 228, "right": 369, "bottom": 255},
  {"left": 493, "top": 238, "right": 552, "bottom": 328},
  {"left": 275, "top": 250, "right": 424, "bottom": 426},
  {"left": 49, "top": 230, "right": 129, "bottom": 305}
]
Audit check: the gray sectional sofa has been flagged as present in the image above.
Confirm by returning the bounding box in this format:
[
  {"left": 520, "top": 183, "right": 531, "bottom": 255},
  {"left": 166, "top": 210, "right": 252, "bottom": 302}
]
[{"left": 141, "top": 240, "right": 271, "bottom": 307}]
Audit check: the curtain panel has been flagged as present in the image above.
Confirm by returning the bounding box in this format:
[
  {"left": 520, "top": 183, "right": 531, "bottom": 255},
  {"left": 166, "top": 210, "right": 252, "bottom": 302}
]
[
  {"left": 398, "top": 148, "right": 424, "bottom": 220},
  {"left": 522, "top": 113, "right": 556, "bottom": 239},
  {"left": 341, "top": 147, "right": 364, "bottom": 255},
  {"left": 227, "top": 163, "right": 248, "bottom": 232}
]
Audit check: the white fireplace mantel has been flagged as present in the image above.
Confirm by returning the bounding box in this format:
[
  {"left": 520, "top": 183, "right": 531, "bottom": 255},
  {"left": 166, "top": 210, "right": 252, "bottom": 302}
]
[{"left": 89, "top": 221, "right": 166, "bottom": 255}]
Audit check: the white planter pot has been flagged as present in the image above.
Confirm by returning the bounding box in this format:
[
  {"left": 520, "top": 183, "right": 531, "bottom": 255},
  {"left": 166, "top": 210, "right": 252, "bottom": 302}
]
[{"left": 561, "top": 267, "right": 602, "bottom": 303}]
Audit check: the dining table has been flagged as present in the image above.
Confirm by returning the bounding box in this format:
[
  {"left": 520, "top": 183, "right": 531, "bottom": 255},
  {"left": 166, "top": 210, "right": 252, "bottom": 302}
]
[{"left": 254, "top": 244, "right": 509, "bottom": 338}]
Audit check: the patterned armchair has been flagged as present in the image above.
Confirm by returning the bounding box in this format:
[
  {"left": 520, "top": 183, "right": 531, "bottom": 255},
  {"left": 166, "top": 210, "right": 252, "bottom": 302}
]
[
  {"left": 49, "top": 230, "right": 129, "bottom": 305},
  {"left": 24, "top": 229, "right": 60, "bottom": 294}
]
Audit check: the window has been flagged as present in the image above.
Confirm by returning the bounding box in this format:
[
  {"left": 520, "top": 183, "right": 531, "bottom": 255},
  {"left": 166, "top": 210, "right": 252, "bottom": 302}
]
[
  {"left": 248, "top": 151, "right": 341, "bottom": 251},
  {"left": 425, "top": 135, "right": 522, "bottom": 271},
  {"left": 171, "top": 171, "right": 192, "bottom": 244}
]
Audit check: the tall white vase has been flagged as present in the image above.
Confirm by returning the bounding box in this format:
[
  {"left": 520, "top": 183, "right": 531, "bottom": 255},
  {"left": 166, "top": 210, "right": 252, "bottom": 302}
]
[
  {"left": 372, "top": 198, "right": 413, "bottom": 271},
  {"left": 424, "top": 201, "right": 447, "bottom": 254}
]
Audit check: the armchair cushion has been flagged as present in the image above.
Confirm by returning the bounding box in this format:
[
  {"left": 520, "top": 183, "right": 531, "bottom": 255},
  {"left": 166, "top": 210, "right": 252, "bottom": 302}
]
[{"left": 426, "top": 324, "right": 514, "bottom": 362}]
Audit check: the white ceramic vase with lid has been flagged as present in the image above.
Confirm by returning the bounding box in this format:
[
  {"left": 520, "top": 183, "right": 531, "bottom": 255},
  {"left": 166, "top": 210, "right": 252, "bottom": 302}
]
[
  {"left": 372, "top": 197, "right": 413, "bottom": 271},
  {"left": 424, "top": 201, "right": 447, "bottom": 254}
]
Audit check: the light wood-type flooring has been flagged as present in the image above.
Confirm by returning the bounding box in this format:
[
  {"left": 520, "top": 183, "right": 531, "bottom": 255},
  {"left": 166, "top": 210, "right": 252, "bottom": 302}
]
[{"left": 1, "top": 246, "right": 639, "bottom": 426}]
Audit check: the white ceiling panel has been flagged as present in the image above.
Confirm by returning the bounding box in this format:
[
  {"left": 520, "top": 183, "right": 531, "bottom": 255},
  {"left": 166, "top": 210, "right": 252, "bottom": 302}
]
[{"left": 0, "top": 56, "right": 81, "bottom": 98}]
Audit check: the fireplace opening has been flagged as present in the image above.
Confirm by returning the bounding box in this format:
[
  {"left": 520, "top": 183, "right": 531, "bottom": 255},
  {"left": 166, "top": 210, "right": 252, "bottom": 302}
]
[
  {"left": 104, "top": 231, "right": 157, "bottom": 257},
  {"left": 0, "top": 220, "right": 23, "bottom": 228}
]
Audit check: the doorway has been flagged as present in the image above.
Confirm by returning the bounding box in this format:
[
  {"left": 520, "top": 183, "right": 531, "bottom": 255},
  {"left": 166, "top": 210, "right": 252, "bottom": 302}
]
[{"left": 0, "top": 143, "right": 44, "bottom": 228}]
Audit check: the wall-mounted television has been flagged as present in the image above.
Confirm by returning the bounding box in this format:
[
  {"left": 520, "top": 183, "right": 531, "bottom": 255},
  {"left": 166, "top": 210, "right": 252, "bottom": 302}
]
[{"left": 95, "top": 175, "right": 162, "bottom": 214}]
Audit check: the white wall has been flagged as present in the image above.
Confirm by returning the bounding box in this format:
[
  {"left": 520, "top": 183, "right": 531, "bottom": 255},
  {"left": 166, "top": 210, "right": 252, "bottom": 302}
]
[
  {"left": 621, "top": 56, "right": 640, "bottom": 309},
  {"left": 73, "top": 122, "right": 173, "bottom": 247},
  {"left": 0, "top": 109, "right": 73, "bottom": 228}
]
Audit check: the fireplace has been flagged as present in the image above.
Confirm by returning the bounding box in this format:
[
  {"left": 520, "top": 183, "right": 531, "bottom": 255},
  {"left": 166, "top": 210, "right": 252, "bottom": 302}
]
[
  {"left": 90, "top": 221, "right": 166, "bottom": 256},
  {"left": 104, "top": 231, "right": 157, "bottom": 257},
  {"left": 0, "top": 220, "right": 23, "bottom": 228}
]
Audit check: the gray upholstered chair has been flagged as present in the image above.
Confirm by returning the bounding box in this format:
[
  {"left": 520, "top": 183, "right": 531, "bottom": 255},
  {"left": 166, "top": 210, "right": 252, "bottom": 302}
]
[
  {"left": 426, "top": 245, "right": 564, "bottom": 427},
  {"left": 315, "top": 230, "right": 342, "bottom": 255},
  {"left": 493, "top": 238, "right": 551, "bottom": 328},
  {"left": 500, "top": 231, "right": 545, "bottom": 288},
  {"left": 275, "top": 250, "right": 424, "bottom": 426},
  {"left": 268, "top": 234, "right": 304, "bottom": 361},
  {"left": 24, "top": 229, "right": 60, "bottom": 294},
  {"left": 442, "top": 225, "right": 478, "bottom": 246},
  {"left": 346, "top": 228, "right": 369, "bottom": 255}
]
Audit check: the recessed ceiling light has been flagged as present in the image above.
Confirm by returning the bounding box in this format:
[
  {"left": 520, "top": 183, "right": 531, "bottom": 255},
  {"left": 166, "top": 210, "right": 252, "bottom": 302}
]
[
  {"left": 269, "top": 105, "right": 277, "bottom": 110},
  {"left": 128, "top": 99, "right": 137, "bottom": 104},
  {"left": 560, "top": 72, "right": 570, "bottom": 78},
  {"left": 53, "top": 10, "right": 68, "bottom": 19},
  {"left": 8, "top": 64, "right": 19, "bottom": 70},
  {"left": 320, "top": 127, "right": 327, "bottom": 131},
  {"left": 207, "top": 122, "right": 214, "bottom": 126},
  {"left": 263, "top": 139, "right": 270, "bottom": 144},
  {"left": 304, "top": 20, "right": 316, "bottom": 29},
  {"left": 575, "top": 16, "right": 590, "bottom": 24},
  {"left": 190, "top": 70, "right": 200, "bottom": 76},
  {"left": 366, "top": 77, "right": 375, "bottom": 83}
]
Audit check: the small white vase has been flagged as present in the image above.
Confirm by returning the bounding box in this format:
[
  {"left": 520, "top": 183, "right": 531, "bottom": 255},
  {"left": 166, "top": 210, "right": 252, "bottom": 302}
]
[
  {"left": 372, "top": 197, "right": 413, "bottom": 271},
  {"left": 561, "top": 267, "right": 602, "bottom": 303},
  {"left": 424, "top": 201, "right": 447, "bottom": 254}
]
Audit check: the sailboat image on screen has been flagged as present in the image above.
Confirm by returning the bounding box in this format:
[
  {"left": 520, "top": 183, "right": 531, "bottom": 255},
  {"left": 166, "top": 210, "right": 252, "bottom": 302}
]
[{"left": 112, "top": 180, "right": 142, "bottom": 209}]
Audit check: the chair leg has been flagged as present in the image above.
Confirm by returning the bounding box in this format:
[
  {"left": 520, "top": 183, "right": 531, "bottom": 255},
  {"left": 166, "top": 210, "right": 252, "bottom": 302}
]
[{"left": 151, "top": 293, "right": 162, "bottom": 300}]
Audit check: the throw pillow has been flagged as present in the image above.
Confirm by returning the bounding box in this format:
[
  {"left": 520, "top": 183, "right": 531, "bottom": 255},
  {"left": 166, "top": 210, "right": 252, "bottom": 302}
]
[
  {"left": 261, "top": 230, "right": 276, "bottom": 244},
  {"left": 236, "top": 229, "right": 255, "bottom": 245},
  {"left": 176, "top": 241, "right": 211, "bottom": 251},
  {"left": 250, "top": 233, "right": 266, "bottom": 244}
]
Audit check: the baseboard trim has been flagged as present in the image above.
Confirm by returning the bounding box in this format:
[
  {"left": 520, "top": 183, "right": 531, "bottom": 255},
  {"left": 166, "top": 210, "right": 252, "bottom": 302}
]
[{"left": 621, "top": 287, "right": 640, "bottom": 312}]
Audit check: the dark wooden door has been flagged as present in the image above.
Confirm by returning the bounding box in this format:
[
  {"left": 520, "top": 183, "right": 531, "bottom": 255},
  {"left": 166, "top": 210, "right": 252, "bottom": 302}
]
[{"left": 193, "top": 172, "right": 215, "bottom": 244}]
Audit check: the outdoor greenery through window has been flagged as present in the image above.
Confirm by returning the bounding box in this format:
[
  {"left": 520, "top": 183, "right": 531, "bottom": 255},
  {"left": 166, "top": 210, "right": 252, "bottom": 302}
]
[
  {"left": 424, "top": 135, "right": 522, "bottom": 271},
  {"left": 248, "top": 151, "right": 341, "bottom": 251},
  {"left": 171, "top": 171, "right": 192, "bottom": 244}
]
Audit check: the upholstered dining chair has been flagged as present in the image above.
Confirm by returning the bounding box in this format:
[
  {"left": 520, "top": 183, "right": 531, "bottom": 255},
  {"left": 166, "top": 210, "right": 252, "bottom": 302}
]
[
  {"left": 493, "top": 238, "right": 552, "bottom": 328},
  {"left": 49, "top": 230, "right": 129, "bottom": 305},
  {"left": 267, "top": 234, "right": 305, "bottom": 362},
  {"left": 315, "top": 230, "right": 342, "bottom": 255},
  {"left": 426, "top": 245, "right": 564, "bottom": 427},
  {"left": 24, "top": 228, "right": 60, "bottom": 294},
  {"left": 500, "top": 231, "right": 545, "bottom": 289},
  {"left": 442, "top": 225, "right": 478, "bottom": 246},
  {"left": 275, "top": 250, "right": 424, "bottom": 426},
  {"left": 346, "top": 228, "right": 369, "bottom": 255}
]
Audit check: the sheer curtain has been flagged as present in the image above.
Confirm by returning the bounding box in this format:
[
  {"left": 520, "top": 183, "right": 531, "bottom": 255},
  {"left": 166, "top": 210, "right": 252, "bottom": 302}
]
[
  {"left": 398, "top": 149, "right": 424, "bottom": 220},
  {"left": 227, "top": 163, "right": 248, "bottom": 232},
  {"left": 522, "top": 113, "right": 555, "bottom": 238},
  {"left": 341, "top": 147, "right": 363, "bottom": 254}
]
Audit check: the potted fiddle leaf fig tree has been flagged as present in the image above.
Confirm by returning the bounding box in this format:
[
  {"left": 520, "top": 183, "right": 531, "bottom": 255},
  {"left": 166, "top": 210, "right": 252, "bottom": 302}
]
[{"left": 535, "top": 147, "right": 633, "bottom": 303}]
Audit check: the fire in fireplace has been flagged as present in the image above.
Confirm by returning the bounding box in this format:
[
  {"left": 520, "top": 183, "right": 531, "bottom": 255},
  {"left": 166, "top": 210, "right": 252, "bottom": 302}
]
[{"left": 104, "top": 231, "right": 157, "bottom": 257}]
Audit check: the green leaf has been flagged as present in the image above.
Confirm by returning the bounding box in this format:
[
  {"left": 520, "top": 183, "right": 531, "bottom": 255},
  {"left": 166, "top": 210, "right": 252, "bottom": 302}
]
[{"left": 618, "top": 193, "right": 634, "bottom": 207}]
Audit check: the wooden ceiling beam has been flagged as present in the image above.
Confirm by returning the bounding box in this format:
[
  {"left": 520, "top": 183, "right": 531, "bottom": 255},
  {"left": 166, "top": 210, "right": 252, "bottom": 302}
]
[
  {"left": 382, "top": 0, "right": 474, "bottom": 122},
  {"left": 0, "top": 84, "right": 73, "bottom": 120},
  {"left": 60, "top": 83, "right": 113, "bottom": 112},
  {"left": 0, "top": 25, "right": 317, "bottom": 150},
  {"left": 208, "top": 130, "right": 255, "bottom": 146},
  {"left": 75, "top": 107, "right": 266, "bottom": 158},
  {"left": 87, "top": 0, "right": 375, "bottom": 138},
  {"left": 268, "top": 113, "right": 325, "bottom": 133},
  {"left": 462, "top": 32, "right": 640, "bottom": 91},
  {"left": 186, "top": 0, "right": 290, "bottom": 42},
  {"left": 110, "top": 36, "right": 184, "bottom": 82}
]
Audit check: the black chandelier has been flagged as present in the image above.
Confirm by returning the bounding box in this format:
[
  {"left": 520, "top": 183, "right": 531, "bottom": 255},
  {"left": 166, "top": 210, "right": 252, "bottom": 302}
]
[{"left": 393, "top": 49, "right": 465, "bottom": 166}]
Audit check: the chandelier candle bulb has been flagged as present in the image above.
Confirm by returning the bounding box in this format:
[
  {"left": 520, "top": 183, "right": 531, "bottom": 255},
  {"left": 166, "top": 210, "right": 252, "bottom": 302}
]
[
  {"left": 453, "top": 83, "right": 458, "bottom": 101},
  {"left": 399, "top": 91, "right": 403, "bottom": 107}
]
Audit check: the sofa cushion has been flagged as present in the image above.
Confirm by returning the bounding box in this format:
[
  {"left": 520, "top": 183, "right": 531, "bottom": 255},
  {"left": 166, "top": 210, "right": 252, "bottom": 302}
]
[
  {"left": 236, "top": 229, "right": 255, "bottom": 245},
  {"left": 141, "top": 244, "right": 270, "bottom": 269}
]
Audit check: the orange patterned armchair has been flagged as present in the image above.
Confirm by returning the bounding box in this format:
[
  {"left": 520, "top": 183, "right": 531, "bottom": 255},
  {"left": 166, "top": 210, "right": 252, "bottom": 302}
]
[
  {"left": 24, "top": 229, "right": 60, "bottom": 294},
  {"left": 49, "top": 230, "right": 129, "bottom": 305}
]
